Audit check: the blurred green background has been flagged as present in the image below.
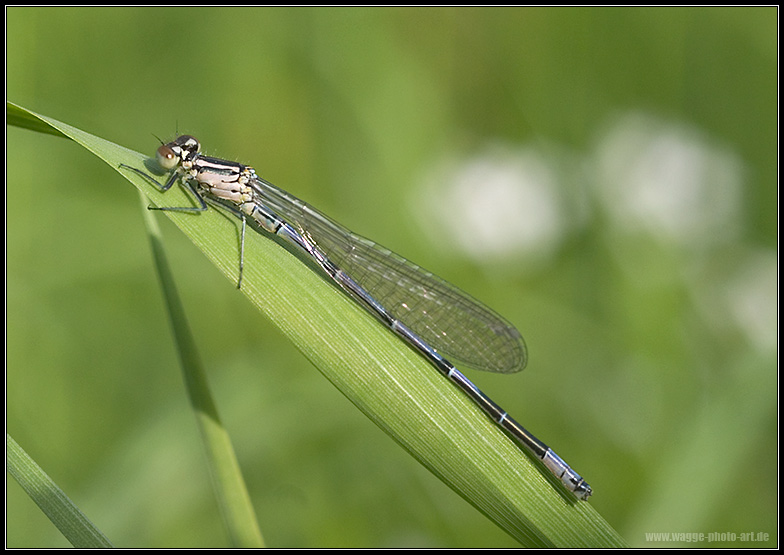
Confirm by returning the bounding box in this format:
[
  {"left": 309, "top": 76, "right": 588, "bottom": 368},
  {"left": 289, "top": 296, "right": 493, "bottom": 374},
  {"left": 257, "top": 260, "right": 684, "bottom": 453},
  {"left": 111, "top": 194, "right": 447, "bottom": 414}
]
[{"left": 6, "top": 6, "right": 777, "bottom": 548}]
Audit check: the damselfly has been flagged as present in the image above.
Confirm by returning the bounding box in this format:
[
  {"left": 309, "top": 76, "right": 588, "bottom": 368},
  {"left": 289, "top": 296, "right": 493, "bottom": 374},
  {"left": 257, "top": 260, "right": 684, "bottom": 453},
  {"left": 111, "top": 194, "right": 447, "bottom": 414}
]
[{"left": 121, "top": 135, "right": 592, "bottom": 500}]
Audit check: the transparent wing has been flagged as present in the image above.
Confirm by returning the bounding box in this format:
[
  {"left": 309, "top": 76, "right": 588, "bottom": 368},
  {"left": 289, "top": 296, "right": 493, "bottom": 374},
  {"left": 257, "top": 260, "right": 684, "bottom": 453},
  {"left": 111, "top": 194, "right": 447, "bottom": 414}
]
[{"left": 249, "top": 176, "right": 527, "bottom": 374}]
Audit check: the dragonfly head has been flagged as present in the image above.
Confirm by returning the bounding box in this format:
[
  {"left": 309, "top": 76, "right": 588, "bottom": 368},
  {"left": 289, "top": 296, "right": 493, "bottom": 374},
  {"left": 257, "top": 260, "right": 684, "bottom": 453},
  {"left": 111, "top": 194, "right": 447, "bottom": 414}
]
[{"left": 157, "top": 135, "right": 201, "bottom": 170}]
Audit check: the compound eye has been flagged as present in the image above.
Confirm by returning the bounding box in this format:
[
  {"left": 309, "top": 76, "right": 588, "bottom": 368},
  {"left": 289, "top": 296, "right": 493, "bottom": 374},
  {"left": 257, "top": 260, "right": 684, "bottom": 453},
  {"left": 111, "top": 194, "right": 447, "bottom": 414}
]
[{"left": 156, "top": 144, "right": 180, "bottom": 170}]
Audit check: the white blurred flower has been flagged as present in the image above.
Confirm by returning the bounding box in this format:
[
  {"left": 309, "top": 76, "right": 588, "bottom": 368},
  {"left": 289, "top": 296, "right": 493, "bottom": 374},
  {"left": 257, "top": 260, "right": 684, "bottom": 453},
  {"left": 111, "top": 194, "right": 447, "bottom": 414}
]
[
  {"left": 593, "top": 112, "right": 744, "bottom": 247},
  {"left": 414, "top": 143, "right": 571, "bottom": 265},
  {"left": 692, "top": 249, "right": 778, "bottom": 353}
]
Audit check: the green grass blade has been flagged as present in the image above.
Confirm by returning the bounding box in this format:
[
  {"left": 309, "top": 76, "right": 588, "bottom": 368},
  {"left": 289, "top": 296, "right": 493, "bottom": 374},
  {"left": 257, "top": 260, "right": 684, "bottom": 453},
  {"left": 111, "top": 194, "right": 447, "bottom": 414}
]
[
  {"left": 6, "top": 101, "right": 68, "bottom": 138},
  {"left": 6, "top": 434, "right": 114, "bottom": 548},
  {"left": 7, "top": 101, "right": 628, "bottom": 547},
  {"left": 139, "top": 191, "right": 265, "bottom": 548}
]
